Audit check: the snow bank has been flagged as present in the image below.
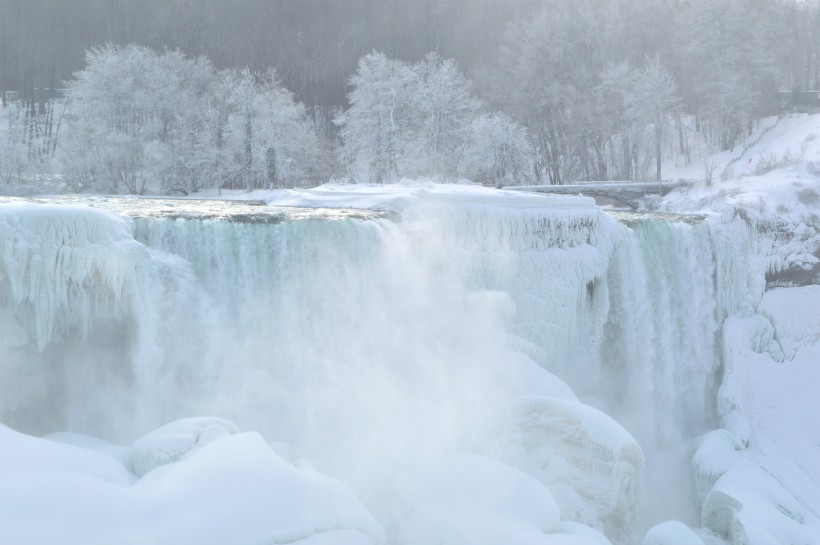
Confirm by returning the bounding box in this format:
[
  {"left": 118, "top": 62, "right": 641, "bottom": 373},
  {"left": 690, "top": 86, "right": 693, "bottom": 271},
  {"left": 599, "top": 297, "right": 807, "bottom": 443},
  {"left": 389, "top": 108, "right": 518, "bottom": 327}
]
[{"left": 129, "top": 417, "right": 240, "bottom": 477}]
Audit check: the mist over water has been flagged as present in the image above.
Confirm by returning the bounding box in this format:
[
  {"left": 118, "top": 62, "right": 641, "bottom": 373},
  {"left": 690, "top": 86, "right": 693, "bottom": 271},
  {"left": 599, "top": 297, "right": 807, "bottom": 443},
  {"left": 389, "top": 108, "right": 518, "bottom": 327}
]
[{"left": 0, "top": 197, "right": 745, "bottom": 542}]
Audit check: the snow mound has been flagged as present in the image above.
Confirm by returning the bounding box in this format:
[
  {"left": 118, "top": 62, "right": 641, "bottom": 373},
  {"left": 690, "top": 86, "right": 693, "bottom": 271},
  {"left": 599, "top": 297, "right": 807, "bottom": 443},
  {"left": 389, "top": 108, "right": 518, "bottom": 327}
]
[
  {"left": 45, "top": 431, "right": 134, "bottom": 470},
  {"left": 0, "top": 421, "right": 383, "bottom": 545},
  {"left": 703, "top": 459, "right": 820, "bottom": 545}
]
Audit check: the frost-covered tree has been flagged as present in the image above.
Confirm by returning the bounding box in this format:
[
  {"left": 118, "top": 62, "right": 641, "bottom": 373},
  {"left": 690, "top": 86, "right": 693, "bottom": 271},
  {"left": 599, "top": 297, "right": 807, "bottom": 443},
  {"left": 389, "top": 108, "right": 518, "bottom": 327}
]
[
  {"left": 490, "top": 0, "right": 620, "bottom": 184},
  {"left": 1, "top": 95, "right": 60, "bottom": 186},
  {"left": 194, "top": 73, "right": 235, "bottom": 190},
  {"left": 225, "top": 69, "right": 322, "bottom": 190},
  {"left": 626, "top": 56, "right": 680, "bottom": 181},
  {"left": 60, "top": 45, "right": 322, "bottom": 194},
  {"left": 159, "top": 55, "right": 221, "bottom": 194},
  {"left": 336, "top": 52, "right": 413, "bottom": 183},
  {"left": 596, "top": 62, "right": 643, "bottom": 181},
  {"left": 1, "top": 101, "right": 32, "bottom": 184},
  {"left": 337, "top": 51, "right": 483, "bottom": 182},
  {"left": 460, "top": 113, "right": 531, "bottom": 188},
  {"left": 408, "top": 53, "right": 481, "bottom": 177},
  {"left": 61, "top": 45, "right": 182, "bottom": 193},
  {"left": 673, "top": 0, "right": 790, "bottom": 151}
]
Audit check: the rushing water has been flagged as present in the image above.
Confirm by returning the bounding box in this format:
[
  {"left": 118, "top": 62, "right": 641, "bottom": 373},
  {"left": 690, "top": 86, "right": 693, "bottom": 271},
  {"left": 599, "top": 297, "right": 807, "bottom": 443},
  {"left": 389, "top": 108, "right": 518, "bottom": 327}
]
[{"left": 0, "top": 194, "right": 758, "bottom": 542}]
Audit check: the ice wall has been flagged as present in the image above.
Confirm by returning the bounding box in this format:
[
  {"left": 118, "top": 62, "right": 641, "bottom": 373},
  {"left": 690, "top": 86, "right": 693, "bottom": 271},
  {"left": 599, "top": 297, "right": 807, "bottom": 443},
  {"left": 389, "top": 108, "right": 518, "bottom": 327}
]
[{"left": 0, "top": 203, "right": 153, "bottom": 434}]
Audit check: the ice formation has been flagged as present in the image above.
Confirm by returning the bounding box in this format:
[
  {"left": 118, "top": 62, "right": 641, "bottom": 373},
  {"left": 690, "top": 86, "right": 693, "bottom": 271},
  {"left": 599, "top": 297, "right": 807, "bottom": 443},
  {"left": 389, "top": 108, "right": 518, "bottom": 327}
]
[
  {"left": 0, "top": 176, "right": 816, "bottom": 545},
  {"left": 0, "top": 202, "right": 144, "bottom": 349}
]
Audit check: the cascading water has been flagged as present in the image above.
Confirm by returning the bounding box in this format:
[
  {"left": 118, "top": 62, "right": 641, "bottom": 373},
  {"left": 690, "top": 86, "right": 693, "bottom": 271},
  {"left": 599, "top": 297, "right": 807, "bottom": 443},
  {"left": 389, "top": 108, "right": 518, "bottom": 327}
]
[
  {"left": 599, "top": 217, "right": 723, "bottom": 531},
  {"left": 0, "top": 192, "right": 761, "bottom": 544}
]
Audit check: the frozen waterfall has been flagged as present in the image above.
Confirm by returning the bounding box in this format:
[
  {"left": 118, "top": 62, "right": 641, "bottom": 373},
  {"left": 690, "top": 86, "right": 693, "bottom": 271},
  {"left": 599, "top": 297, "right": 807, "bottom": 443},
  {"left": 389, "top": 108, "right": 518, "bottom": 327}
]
[{"left": 0, "top": 192, "right": 767, "bottom": 545}]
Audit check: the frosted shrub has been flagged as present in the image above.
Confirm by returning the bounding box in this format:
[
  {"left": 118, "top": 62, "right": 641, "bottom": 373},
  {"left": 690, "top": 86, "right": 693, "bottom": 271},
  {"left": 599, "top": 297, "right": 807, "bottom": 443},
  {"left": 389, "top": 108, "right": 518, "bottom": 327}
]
[{"left": 460, "top": 113, "right": 532, "bottom": 188}]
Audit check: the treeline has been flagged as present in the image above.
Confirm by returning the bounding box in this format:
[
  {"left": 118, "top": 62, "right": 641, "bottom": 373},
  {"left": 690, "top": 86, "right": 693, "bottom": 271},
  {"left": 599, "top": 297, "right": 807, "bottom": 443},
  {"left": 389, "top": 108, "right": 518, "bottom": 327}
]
[
  {"left": 2, "top": 0, "right": 820, "bottom": 190},
  {"left": 1, "top": 45, "right": 530, "bottom": 192},
  {"left": 0, "top": 0, "right": 534, "bottom": 136}
]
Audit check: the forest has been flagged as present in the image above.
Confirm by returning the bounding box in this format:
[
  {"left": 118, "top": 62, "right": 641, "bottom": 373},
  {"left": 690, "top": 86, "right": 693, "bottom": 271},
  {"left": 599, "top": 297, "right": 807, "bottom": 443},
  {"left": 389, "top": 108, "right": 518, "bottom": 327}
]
[{"left": 1, "top": 0, "right": 819, "bottom": 191}]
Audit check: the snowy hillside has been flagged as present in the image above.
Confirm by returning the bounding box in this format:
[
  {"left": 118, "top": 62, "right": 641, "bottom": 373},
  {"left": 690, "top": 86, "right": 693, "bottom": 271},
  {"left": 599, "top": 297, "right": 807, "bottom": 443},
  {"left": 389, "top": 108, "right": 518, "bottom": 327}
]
[{"left": 659, "top": 112, "right": 820, "bottom": 286}]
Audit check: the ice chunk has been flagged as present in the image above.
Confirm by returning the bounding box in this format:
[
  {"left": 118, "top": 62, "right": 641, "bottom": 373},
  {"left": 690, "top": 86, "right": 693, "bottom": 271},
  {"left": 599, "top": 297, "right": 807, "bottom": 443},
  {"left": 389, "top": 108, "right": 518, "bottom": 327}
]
[{"left": 759, "top": 285, "right": 820, "bottom": 360}]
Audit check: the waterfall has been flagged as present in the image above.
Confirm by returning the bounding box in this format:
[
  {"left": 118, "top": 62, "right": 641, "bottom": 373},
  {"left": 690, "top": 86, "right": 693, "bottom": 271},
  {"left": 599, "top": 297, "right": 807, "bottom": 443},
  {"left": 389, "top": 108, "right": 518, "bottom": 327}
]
[
  {"left": 599, "top": 218, "right": 722, "bottom": 530},
  {"left": 0, "top": 194, "right": 765, "bottom": 544}
]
